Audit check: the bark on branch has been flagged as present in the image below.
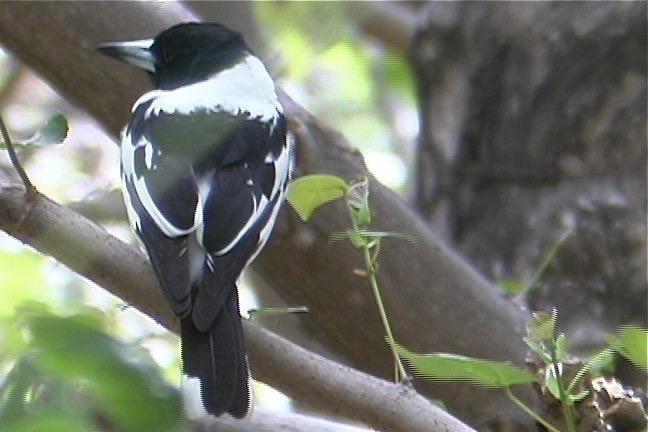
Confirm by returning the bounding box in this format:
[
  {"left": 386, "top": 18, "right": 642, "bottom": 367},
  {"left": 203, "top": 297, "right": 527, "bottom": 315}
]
[{"left": 0, "top": 169, "right": 475, "bottom": 432}]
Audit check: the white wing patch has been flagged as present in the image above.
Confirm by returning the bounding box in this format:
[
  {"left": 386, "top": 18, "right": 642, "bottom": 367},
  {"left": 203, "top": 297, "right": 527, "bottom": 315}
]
[
  {"left": 144, "top": 141, "right": 156, "bottom": 169},
  {"left": 121, "top": 172, "right": 141, "bottom": 233},
  {"left": 121, "top": 134, "right": 142, "bottom": 234},
  {"left": 270, "top": 144, "right": 291, "bottom": 198},
  {"left": 248, "top": 141, "right": 293, "bottom": 263},
  {"left": 255, "top": 194, "right": 282, "bottom": 261}
]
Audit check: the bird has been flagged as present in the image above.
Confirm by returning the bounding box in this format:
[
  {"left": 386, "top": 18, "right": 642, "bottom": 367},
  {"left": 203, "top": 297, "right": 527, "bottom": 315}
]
[{"left": 97, "top": 22, "right": 291, "bottom": 418}]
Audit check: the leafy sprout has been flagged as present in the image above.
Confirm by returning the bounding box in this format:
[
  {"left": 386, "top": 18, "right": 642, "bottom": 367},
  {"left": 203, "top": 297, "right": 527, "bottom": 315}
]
[{"left": 0, "top": 113, "right": 68, "bottom": 148}]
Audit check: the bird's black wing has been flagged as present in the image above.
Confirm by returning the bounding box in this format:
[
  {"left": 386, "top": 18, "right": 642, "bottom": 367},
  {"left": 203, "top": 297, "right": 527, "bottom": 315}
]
[
  {"left": 125, "top": 101, "right": 289, "bottom": 327},
  {"left": 169, "top": 112, "right": 289, "bottom": 331},
  {"left": 121, "top": 101, "right": 203, "bottom": 317},
  {"left": 183, "top": 112, "right": 288, "bottom": 417}
]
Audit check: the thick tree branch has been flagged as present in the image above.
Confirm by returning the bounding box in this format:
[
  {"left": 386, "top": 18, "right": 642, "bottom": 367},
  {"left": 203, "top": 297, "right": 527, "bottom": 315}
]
[
  {"left": 197, "top": 410, "right": 372, "bottom": 432},
  {"left": 0, "top": 170, "right": 476, "bottom": 432},
  {"left": 346, "top": 2, "right": 417, "bottom": 52},
  {"left": 0, "top": 2, "right": 537, "bottom": 428}
]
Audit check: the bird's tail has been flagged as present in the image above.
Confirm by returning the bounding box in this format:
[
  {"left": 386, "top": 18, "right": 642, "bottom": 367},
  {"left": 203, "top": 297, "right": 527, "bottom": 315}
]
[{"left": 180, "top": 291, "right": 250, "bottom": 418}]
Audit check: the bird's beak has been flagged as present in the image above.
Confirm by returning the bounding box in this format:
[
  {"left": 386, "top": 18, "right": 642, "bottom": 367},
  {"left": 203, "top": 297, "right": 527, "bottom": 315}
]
[{"left": 97, "top": 39, "right": 155, "bottom": 72}]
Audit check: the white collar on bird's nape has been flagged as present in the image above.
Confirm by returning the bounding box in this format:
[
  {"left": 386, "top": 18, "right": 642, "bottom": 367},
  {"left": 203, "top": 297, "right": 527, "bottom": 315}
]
[{"left": 133, "top": 54, "right": 282, "bottom": 124}]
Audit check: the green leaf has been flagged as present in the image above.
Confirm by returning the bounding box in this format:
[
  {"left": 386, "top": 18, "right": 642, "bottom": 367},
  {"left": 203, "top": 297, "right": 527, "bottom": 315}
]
[
  {"left": 330, "top": 229, "right": 416, "bottom": 247},
  {"left": 0, "top": 114, "right": 68, "bottom": 148},
  {"left": 545, "top": 362, "right": 587, "bottom": 403},
  {"left": 26, "top": 114, "right": 68, "bottom": 145},
  {"left": 345, "top": 229, "right": 367, "bottom": 248},
  {"left": 569, "top": 389, "right": 590, "bottom": 403},
  {"left": 356, "top": 230, "right": 416, "bottom": 243},
  {"left": 523, "top": 337, "right": 552, "bottom": 364},
  {"left": 605, "top": 325, "right": 648, "bottom": 371},
  {"left": 526, "top": 310, "right": 557, "bottom": 342},
  {"left": 393, "top": 342, "right": 535, "bottom": 388},
  {"left": 545, "top": 363, "right": 562, "bottom": 400},
  {"left": 555, "top": 333, "right": 567, "bottom": 361},
  {"left": 497, "top": 279, "right": 527, "bottom": 294},
  {"left": 567, "top": 348, "right": 615, "bottom": 395},
  {"left": 0, "top": 358, "right": 37, "bottom": 424},
  {"left": 24, "top": 312, "right": 185, "bottom": 432},
  {"left": 328, "top": 231, "right": 348, "bottom": 243},
  {"left": 346, "top": 177, "right": 371, "bottom": 226},
  {"left": 585, "top": 348, "right": 616, "bottom": 375},
  {"left": 0, "top": 355, "right": 93, "bottom": 432},
  {"left": 287, "top": 174, "right": 348, "bottom": 221}
]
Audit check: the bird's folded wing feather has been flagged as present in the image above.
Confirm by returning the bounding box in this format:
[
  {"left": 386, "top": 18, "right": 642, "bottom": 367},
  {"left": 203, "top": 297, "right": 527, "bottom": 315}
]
[{"left": 124, "top": 102, "right": 289, "bottom": 325}]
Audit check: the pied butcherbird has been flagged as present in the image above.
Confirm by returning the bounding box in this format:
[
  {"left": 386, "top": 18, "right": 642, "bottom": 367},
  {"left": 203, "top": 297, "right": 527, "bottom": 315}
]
[{"left": 98, "top": 22, "right": 291, "bottom": 418}]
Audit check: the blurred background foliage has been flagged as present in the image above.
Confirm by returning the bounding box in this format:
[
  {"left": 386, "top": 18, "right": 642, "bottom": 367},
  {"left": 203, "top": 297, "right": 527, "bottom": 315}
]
[
  {"left": 0, "top": 2, "right": 418, "bottom": 427},
  {"left": 254, "top": 2, "right": 417, "bottom": 192}
]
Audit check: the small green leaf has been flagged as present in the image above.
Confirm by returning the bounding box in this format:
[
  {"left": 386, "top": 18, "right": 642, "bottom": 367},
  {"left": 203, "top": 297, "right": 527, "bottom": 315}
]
[
  {"left": 287, "top": 174, "right": 348, "bottom": 221},
  {"left": 585, "top": 348, "right": 616, "bottom": 375},
  {"left": 497, "top": 279, "right": 527, "bottom": 294},
  {"left": 0, "top": 114, "right": 69, "bottom": 149},
  {"left": 328, "top": 231, "right": 348, "bottom": 242},
  {"left": 569, "top": 389, "right": 590, "bottom": 403},
  {"left": 346, "top": 229, "right": 367, "bottom": 248},
  {"left": 329, "top": 230, "right": 414, "bottom": 246},
  {"left": 567, "top": 348, "right": 615, "bottom": 395},
  {"left": 0, "top": 358, "right": 38, "bottom": 424},
  {"left": 356, "top": 230, "right": 416, "bottom": 243},
  {"left": 555, "top": 333, "right": 567, "bottom": 361},
  {"left": 527, "top": 310, "right": 557, "bottom": 342},
  {"left": 26, "top": 113, "right": 69, "bottom": 145},
  {"left": 346, "top": 177, "right": 370, "bottom": 226},
  {"left": 545, "top": 363, "right": 562, "bottom": 400},
  {"left": 523, "top": 337, "right": 552, "bottom": 363},
  {"left": 605, "top": 325, "right": 648, "bottom": 371},
  {"left": 393, "top": 342, "right": 535, "bottom": 388}
]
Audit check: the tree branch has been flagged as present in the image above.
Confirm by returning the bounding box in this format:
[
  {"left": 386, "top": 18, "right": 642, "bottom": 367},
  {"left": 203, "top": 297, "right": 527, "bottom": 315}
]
[
  {"left": 0, "top": 170, "right": 476, "bottom": 431},
  {"left": 345, "top": 2, "right": 417, "bottom": 52},
  {"left": 196, "top": 410, "right": 373, "bottom": 432}
]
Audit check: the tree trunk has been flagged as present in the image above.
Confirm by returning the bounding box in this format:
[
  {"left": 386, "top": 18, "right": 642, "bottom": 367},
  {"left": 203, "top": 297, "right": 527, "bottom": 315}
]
[{"left": 413, "top": 1, "right": 647, "bottom": 390}]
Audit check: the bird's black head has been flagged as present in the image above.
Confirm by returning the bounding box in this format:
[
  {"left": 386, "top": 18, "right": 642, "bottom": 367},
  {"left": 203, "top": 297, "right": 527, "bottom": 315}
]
[{"left": 98, "top": 22, "right": 251, "bottom": 90}]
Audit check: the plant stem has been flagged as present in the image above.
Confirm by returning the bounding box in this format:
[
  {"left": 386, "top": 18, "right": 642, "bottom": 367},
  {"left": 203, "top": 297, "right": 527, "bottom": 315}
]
[
  {"left": 505, "top": 387, "right": 561, "bottom": 432},
  {"left": 348, "top": 205, "right": 408, "bottom": 383},
  {"left": 523, "top": 230, "right": 570, "bottom": 293},
  {"left": 550, "top": 322, "right": 577, "bottom": 432},
  {"left": 0, "top": 114, "right": 35, "bottom": 194}
]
